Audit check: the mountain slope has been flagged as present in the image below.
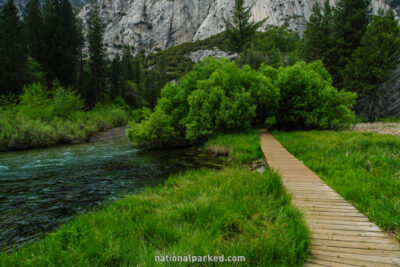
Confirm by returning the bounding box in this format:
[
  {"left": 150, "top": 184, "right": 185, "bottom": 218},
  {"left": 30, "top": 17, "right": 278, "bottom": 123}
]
[
  {"left": 78, "top": 0, "right": 391, "bottom": 56},
  {"left": 0, "top": 0, "right": 87, "bottom": 14}
]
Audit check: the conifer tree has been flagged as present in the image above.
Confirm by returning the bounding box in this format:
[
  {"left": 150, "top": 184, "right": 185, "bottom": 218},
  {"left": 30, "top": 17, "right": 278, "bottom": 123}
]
[
  {"left": 109, "top": 53, "right": 123, "bottom": 99},
  {"left": 302, "top": 1, "right": 333, "bottom": 64},
  {"left": 331, "top": 0, "right": 372, "bottom": 87},
  {"left": 87, "top": 7, "right": 106, "bottom": 104},
  {"left": 344, "top": 8, "right": 400, "bottom": 119},
  {"left": 23, "top": 0, "right": 44, "bottom": 63},
  {"left": 42, "top": 0, "right": 81, "bottom": 86},
  {"left": 0, "top": 0, "right": 27, "bottom": 95},
  {"left": 224, "top": 0, "right": 266, "bottom": 52}
]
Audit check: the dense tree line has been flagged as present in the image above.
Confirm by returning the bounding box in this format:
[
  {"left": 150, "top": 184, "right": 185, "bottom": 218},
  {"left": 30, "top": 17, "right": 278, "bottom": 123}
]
[
  {"left": 303, "top": 0, "right": 400, "bottom": 119},
  {"left": 1, "top": 0, "right": 400, "bottom": 121},
  {"left": 0, "top": 0, "right": 168, "bottom": 110}
]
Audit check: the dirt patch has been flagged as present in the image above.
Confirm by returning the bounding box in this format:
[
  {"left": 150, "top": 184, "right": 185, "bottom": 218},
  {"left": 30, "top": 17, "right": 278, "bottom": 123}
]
[
  {"left": 351, "top": 123, "right": 400, "bottom": 136},
  {"left": 205, "top": 145, "right": 232, "bottom": 156},
  {"left": 251, "top": 159, "right": 268, "bottom": 173},
  {"left": 89, "top": 126, "right": 127, "bottom": 142}
]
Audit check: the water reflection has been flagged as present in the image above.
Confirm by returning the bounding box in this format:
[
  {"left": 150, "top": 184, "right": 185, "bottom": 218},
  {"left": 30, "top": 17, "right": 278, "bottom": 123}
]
[{"left": 0, "top": 137, "right": 223, "bottom": 251}]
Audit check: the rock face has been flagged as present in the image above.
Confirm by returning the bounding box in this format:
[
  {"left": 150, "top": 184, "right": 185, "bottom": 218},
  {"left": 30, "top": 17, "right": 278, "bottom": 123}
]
[
  {"left": 186, "top": 48, "right": 237, "bottom": 63},
  {"left": 78, "top": 0, "right": 390, "bottom": 57},
  {"left": 0, "top": 0, "right": 87, "bottom": 14}
]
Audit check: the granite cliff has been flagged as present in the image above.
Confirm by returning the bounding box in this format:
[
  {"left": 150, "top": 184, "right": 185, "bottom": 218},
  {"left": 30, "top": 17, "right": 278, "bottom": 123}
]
[{"left": 78, "top": 0, "right": 391, "bottom": 56}]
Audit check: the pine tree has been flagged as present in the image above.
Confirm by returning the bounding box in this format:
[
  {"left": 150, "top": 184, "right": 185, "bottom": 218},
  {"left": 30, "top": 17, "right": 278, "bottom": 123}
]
[
  {"left": 331, "top": 0, "right": 372, "bottom": 87},
  {"left": 42, "top": 0, "right": 81, "bottom": 87},
  {"left": 24, "top": 57, "right": 46, "bottom": 85},
  {"left": 302, "top": 3, "right": 325, "bottom": 62},
  {"left": 23, "top": 0, "right": 44, "bottom": 63},
  {"left": 0, "top": 0, "right": 27, "bottom": 95},
  {"left": 344, "top": 8, "right": 400, "bottom": 119},
  {"left": 75, "top": 18, "right": 86, "bottom": 97},
  {"left": 109, "top": 53, "right": 123, "bottom": 99},
  {"left": 224, "top": 0, "right": 266, "bottom": 52},
  {"left": 87, "top": 7, "right": 106, "bottom": 104},
  {"left": 302, "top": 1, "right": 333, "bottom": 64}
]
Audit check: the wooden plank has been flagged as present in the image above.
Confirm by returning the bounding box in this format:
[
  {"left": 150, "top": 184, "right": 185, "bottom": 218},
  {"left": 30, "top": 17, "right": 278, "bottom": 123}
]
[
  {"left": 309, "top": 254, "right": 399, "bottom": 267},
  {"left": 301, "top": 207, "right": 361, "bottom": 213},
  {"left": 304, "top": 211, "right": 366, "bottom": 217},
  {"left": 307, "top": 220, "right": 378, "bottom": 227},
  {"left": 303, "top": 263, "right": 326, "bottom": 267},
  {"left": 293, "top": 200, "right": 353, "bottom": 206},
  {"left": 312, "top": 229, "right": 388, "bottom": 237},
  {"left": 308, "top": 223, "right": 382, "bottom": 232},
  {"left": 297, "top": 204, "right": 357, "bottom": 209},
  {"left": 312, "top": 246, "right": 400, "bottom": 258},
  {"left": 307, "top": 257, "right": 359, "bottom": 267},
  {"left": 312, "top": 239, "right": 399, "bottom": 250},
  {"left": 312, "top": 234, "right": 392, "bottom": 244},
  {"left": 312, "top": 249, "right": 400, "bottom": 264}
]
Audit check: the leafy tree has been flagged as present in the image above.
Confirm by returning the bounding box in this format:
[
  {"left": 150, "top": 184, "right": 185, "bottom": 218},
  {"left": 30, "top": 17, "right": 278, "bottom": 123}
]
[
  {"left": 23, "top": 0, "right": 44, "bottom": 63},
  {"left": 224, "top": 0, "right": 266, "bottom": 52},
  {"left": 42, "top": 0, "right": 81, "bottom": 86},
  {"left": 272, "top": 61, "right": 356, "bottom": 130},
  {"left": 344, "top": 8, "right": 400, "bottom": 119},
  {"left": 52, "top": 80, "right": 84, "bottom": 119},
  {"left": 17, "top": 82, "right": 54, "bottom": 121},
  {"left": 128, "top": 58, "right": 280, "bottom": 146},
  {"left": 87, "top": 7, "right": 106, "bottom": 104},
  {"left": 0, "top": 0, "right": 27, "bottom": 95},
  {"left": 128, "top": 58, "right": 356, "bottom": 147}
]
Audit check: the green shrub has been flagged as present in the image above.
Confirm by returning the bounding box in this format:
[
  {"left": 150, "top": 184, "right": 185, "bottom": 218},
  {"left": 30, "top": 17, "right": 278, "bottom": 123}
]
[
  {"left": 273, "top": 61, "right": 356, "bottom": 130},
  {"left": 127, "top": 58, "right": 279, "bottom": 147},
  {"left": 128, "top": 107, "right": 151, "bottom": 123},
  {"left": 0, "top": 96, "right": 129, "bottom": 151},
  {"left": 128, "top": 58, "right": 356, "bottom": 147},
  {"left": 53, "top": 83, "right": 84, "bottom": 119},
  {"left": 17, "top": 83, "right": 54, "bottom": 121},
  {"left": 127, "top": 108, "right": 175, "bottom": 147}
]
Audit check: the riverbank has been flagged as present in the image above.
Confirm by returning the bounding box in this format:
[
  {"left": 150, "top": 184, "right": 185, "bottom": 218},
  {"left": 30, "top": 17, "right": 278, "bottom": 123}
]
[
  {"left": 0, "top": 130, "right": 310, "bottom": 266},
  {"left": 0, "top": 106, "right": 129, "bottom": 152}
]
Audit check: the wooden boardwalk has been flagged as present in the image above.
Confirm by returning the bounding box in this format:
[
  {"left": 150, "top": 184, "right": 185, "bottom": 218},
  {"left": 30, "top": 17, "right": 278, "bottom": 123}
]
[{"left": 260, "top": 131, "right": 400, "bottom": 266}]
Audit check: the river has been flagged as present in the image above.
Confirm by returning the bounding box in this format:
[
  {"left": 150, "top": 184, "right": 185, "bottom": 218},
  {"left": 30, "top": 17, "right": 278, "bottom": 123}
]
[{"left": 0, "top": 130, "right": 223, "bottom": 251}]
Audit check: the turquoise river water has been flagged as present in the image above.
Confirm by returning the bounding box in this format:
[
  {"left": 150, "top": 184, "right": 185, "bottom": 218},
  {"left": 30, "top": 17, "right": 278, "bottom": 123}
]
[{"left": 0, "top": 135, "right": 222, "bottom": 251}]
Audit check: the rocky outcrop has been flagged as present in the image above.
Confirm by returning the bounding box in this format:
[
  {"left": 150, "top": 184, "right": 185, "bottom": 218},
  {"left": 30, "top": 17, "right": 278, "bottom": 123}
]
[
  {"left": 78, "top": 0, "right": 391, "bottom": 57},
  {"left": 0, "top": 0, "right": 87, "bottom": 14},
  {"left": 185, "top": 48, "right": 237, "bottom": 63}
]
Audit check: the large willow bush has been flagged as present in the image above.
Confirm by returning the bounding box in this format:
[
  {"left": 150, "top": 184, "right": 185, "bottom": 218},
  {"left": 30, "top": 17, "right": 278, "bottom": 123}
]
[{"left": 127, "top": 58, "right": 356, "bottom": 147}]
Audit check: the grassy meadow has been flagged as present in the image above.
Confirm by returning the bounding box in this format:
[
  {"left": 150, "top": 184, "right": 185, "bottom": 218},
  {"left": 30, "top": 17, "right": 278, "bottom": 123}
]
[
  {"left": 273, "top": 130, "right": 400, "bottom": 241},
  {"left": 0, "top": 131, "right": 310, "bottom": 266}
]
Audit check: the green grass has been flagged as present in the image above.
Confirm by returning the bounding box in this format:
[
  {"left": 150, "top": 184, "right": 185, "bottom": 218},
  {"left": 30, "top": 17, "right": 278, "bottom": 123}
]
[
  {"left": 0, "top": 131, "right": 310, "bottom": 266},
  {"left": 0, "top": 168, "right": 310, "bottom": 266},
  {"left": 273, "top": 130, "right": 400, "bottom": 241},
  {"left": 374, "top": 117, "right": 400, "bottom": 123},
  {"left": 205, "top": 130, "right": 264, "bottom": 164},
  {"left": 355, "top": 116, "right": 400, "bottom": 123},
  {"left": 0, "top": 106, "right": 129, "bottom": 151}
]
